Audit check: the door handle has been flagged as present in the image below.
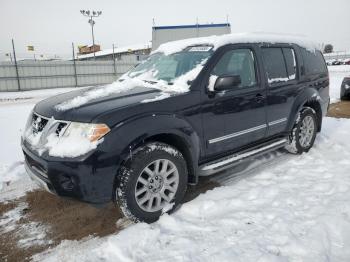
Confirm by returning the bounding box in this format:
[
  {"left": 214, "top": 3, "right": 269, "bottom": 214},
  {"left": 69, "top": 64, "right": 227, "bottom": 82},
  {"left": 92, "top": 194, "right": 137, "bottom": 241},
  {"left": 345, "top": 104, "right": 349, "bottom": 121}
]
[{"left": 255, "top": 94, "right": 265, "bottom": 103}]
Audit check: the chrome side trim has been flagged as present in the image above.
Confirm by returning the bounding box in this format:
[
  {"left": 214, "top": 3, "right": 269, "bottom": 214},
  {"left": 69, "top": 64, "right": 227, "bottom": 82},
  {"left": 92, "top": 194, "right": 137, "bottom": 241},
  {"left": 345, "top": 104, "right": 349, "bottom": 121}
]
[
  {"left": 268, "top": 118, "right": 287, "bottom": 126},
  {"left": 208, "top": 124, "right": 267, "bottom": 144},
  {"left": 202, "top": 139, "right": 287, "bottom": 171}
]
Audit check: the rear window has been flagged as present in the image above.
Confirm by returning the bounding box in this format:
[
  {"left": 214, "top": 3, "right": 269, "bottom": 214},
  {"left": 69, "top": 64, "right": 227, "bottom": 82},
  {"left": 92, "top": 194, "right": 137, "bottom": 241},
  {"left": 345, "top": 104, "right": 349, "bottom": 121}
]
[
  {"left": 262, "top": 47, "right": 297, "bottom": 85},
  {"left": 301, "top": 48, "right": 327, "bottom": 75}
]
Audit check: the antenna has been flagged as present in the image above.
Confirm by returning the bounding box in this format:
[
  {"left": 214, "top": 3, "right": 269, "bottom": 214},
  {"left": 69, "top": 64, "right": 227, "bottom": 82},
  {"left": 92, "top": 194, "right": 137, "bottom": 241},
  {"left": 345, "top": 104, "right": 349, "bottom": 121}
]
[{"left": 226, "top": 14, "right": 230, "bottom": 33}]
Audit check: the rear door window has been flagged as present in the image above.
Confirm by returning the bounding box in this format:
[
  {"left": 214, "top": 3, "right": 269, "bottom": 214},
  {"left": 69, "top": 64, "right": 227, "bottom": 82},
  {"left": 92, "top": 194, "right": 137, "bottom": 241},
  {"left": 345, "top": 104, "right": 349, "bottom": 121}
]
[{"left": 262, "top": 47, "right": 297, "bottom": 85}]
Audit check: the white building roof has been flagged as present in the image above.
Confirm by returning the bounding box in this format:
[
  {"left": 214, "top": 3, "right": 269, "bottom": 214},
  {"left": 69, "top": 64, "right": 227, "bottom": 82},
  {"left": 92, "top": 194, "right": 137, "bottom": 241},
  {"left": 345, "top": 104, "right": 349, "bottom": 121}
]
[{"left": 77, "top": 43, "right": 151, "bottom": 59}]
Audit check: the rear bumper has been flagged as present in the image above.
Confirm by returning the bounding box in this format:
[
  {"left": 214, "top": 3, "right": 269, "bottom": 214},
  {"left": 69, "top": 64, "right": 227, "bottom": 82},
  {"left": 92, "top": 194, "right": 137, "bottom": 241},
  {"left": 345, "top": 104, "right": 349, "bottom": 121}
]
[{"left": 22, "top": 141, "right": 119, "bottom": 204}]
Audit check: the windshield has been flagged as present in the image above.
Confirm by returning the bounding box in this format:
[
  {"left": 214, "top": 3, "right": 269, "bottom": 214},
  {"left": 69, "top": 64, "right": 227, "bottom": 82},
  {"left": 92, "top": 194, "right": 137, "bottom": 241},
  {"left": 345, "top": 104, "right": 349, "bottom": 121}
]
[{"left": 125, "top": 46, "right": 213, "bottom": 84}]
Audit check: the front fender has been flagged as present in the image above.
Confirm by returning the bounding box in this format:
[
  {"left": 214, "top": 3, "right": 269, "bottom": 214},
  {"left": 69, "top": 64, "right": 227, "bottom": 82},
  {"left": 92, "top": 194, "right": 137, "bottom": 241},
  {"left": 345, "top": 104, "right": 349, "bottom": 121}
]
[{"left": 102, "top": 113, "right": 201, "bottom": 177}]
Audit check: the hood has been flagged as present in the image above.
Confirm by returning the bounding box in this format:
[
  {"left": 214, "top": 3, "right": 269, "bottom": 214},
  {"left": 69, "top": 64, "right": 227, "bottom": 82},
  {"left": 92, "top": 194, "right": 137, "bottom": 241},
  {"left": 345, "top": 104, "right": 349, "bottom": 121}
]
[{"left": 34, "top": 85, "right": 162, "bottom": 122}]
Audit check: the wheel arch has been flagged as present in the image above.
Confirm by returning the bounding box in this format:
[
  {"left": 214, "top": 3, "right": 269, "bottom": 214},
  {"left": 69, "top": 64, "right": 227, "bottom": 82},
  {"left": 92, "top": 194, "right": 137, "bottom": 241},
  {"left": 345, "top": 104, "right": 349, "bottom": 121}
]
[
  {"left": 143, "top": 133, "right": 197, "bottom": 184},
  {"left": 287, "top": 88, "right": 323, "bottom": 132},
  {"left": 111, "top": 114, "right": 201, "bottom": 186}
]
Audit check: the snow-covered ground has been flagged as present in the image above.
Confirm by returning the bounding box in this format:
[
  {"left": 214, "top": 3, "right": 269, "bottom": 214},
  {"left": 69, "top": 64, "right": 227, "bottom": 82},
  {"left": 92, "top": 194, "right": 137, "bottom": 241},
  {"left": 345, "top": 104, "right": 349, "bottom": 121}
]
[
  {"left": 0, "top": 68, "right": 349, "bottom": 261},
  {"left": 31, "top": 117, "right": 350, "bottom": 262}
]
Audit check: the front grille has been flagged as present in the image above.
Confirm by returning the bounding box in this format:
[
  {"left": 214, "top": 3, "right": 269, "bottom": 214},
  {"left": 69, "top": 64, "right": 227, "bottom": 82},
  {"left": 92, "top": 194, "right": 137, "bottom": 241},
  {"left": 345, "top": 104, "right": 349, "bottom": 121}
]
[
  {"left": 27, "top": 112, "right": 69, "bottom": 140},
  {"left": 56, "top": 122, "right": 68, "bottom": 136},
  {"left": 32, "top": 113, "right": 49, "bottom": 134}
]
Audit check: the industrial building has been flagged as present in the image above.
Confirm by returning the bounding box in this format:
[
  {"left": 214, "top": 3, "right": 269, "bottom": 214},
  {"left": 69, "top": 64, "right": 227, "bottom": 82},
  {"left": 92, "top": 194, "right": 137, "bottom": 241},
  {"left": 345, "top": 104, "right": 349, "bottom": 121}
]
[
  {"left": 152, "top": 23, "right": 231, "bottom": 50},
  {"left": 76, "top": 22, "right": 231, "bottom": 61},
  {"left": 77, "top": 43, "right": 151, "bottom": 62}
]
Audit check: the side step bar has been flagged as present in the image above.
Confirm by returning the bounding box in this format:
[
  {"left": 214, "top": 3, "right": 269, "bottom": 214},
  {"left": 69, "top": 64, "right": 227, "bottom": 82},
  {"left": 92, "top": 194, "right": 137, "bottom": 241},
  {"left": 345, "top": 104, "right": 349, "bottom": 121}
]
[{"left": 199, "top": 138, "right": 288, "bottom": 176}]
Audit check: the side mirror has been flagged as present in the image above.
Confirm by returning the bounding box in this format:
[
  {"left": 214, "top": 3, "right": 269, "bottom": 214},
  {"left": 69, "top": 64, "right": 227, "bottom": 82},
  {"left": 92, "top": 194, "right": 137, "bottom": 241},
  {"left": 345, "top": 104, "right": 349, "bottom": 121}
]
[{"left": 214, "top": 75, "right": 241, "bottom": 91}]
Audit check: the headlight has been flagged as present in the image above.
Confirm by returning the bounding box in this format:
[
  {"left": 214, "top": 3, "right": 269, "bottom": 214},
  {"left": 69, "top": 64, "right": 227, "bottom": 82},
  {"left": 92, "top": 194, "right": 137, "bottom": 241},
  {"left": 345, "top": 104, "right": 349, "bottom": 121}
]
[{"left": 62, "top": 122, "right": 110, "bottom": 142}]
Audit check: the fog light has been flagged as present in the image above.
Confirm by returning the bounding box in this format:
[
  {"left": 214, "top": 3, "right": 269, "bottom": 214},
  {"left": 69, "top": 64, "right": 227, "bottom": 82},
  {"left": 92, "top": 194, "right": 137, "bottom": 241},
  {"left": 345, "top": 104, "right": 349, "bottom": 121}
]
[{"left": 59, "top": 175, "right": 76, "bottom": 191}]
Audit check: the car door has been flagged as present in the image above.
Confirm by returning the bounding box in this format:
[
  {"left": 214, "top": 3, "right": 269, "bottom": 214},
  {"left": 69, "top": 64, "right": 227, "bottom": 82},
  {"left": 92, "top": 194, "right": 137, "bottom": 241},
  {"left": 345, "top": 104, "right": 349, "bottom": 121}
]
[
  {"left": 260, "top": 45, "right": 299, "bottom": 137},
  {"left": 201, "top": 45, "right": 267, "bottom": 158}
]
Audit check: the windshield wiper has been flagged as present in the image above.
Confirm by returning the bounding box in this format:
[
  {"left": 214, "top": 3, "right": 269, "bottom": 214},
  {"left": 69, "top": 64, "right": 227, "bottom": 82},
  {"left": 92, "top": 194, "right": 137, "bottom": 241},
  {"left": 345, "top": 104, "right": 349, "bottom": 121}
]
[{"left": 143, "top": 80, "right": 158, "bottom": 85}]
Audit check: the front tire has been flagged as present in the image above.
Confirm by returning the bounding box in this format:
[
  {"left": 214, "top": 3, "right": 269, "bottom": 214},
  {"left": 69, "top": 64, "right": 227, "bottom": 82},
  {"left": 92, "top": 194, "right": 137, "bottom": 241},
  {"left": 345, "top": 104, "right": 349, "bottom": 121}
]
[
  {"left": 115, "top": 142, "right": 188, "bottom": 223},
  {"left": 285, "top": 107, "right": 317, "bottom": 154}
]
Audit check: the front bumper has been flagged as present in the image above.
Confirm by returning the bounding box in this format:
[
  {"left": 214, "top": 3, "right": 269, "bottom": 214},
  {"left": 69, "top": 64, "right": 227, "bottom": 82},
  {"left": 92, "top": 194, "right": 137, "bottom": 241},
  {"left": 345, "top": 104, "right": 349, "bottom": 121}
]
[
  {"left": 22, "top": 140, "right": 119, "bottom": 204},
  {"left": 25, "top": 160, "right": 54, "bottom": 194}
]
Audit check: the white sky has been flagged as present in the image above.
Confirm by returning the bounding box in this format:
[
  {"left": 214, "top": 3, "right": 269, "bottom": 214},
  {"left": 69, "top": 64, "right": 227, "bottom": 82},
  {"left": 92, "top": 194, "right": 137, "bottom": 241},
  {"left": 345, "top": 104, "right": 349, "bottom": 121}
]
[{"left": 0, "top": 0, "right": 349, "bottom": 59}]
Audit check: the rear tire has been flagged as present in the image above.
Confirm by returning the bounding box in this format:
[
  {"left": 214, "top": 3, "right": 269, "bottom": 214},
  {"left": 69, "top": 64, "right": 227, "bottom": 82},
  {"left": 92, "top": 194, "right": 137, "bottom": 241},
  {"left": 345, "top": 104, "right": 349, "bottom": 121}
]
[
  {"left": 285, "top": 107, "right": 317, "bottom": 154},
  {"left": 115, "top": 142, "right": 188, "bottom": 223}
]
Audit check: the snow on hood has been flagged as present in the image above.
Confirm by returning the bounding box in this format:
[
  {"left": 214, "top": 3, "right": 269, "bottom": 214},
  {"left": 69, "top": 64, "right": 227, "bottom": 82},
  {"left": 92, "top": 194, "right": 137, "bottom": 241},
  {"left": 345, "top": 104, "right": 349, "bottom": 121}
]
[
  {"left": 55, "top": 61, "right": 206, "bottom": 111},
  {"left": 153, "top": 32, "right": 319, "bottom": 55}
]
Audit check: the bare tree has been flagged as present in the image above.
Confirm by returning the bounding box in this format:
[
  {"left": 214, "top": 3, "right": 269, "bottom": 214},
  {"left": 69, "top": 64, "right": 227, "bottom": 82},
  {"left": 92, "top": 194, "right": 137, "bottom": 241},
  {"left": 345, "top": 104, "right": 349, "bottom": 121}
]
[{"left": 323, "top": 44, "right": 333, "bottom": 54}]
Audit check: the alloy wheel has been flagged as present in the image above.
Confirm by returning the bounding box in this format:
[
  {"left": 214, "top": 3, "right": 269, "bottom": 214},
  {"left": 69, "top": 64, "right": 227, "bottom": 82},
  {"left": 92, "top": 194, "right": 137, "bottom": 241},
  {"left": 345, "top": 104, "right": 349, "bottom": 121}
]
[
  {"left": 134, "top": 159, "right": 179, "bottom": 212},
  {"left": 299, "top": 115, "right": 315, "bottom": 148}
]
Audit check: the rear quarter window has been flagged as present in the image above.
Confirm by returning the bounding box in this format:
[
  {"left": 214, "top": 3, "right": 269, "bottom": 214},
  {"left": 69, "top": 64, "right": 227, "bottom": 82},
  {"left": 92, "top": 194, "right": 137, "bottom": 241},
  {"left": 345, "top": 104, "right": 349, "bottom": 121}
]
[{"left": 301, "top": 48, "right": 327, "bottom": 75}]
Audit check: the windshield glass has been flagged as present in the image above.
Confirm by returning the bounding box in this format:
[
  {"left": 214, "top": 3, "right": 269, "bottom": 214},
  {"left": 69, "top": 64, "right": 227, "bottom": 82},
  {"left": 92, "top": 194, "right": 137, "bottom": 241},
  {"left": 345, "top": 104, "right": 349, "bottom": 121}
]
[{"left": 125, "top": 46, "right": 213, "bottom": 84}]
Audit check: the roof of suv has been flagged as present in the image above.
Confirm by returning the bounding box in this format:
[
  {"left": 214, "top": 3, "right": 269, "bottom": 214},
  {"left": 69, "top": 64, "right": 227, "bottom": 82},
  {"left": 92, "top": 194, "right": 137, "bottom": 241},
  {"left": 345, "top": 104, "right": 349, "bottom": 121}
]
[{"left": 154, "top": 32, "right": 319, "bottom": 55}]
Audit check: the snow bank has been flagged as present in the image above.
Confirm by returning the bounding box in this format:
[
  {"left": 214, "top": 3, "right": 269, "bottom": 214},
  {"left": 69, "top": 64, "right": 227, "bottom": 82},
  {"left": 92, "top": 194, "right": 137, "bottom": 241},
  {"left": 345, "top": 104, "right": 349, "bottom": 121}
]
[
  {"left": 154, "top": 32, "right": 319, "bottom": 55},
  {"left": 34, "top": 117, "right": 350, "bottom": 262}
]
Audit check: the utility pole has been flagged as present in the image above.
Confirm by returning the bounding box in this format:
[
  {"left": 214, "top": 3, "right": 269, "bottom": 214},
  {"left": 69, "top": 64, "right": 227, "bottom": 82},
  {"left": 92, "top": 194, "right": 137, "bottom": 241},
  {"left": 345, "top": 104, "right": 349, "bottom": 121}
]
[
  {"left": 72, "top": 42, "right": 78, "bottom": 87},
  {"left": 112, "top": 44, "right": 116, "bottom": 76},
  {"left": 80, "top": 10, "right": 102, "bottom": 60},
  {"left": 12, "top": 39, "right": 21, "bottom": 91}
]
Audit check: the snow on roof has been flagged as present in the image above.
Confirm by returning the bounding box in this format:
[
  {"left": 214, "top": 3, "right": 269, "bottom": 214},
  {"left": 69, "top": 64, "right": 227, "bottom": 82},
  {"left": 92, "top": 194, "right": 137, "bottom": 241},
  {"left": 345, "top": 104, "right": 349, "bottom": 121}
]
[
  {"left": 77, "top": 43, "right": 151, "bottom": 59},
  {"left": 153, "top": 32, "right": 320, "bottom": 55}
]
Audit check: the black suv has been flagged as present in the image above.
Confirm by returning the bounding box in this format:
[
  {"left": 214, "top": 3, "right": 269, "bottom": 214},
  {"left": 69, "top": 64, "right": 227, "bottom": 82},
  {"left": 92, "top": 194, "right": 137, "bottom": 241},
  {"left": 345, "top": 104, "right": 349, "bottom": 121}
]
[{"left": 22, "top": 34, "right": 329, "bottom": 222}]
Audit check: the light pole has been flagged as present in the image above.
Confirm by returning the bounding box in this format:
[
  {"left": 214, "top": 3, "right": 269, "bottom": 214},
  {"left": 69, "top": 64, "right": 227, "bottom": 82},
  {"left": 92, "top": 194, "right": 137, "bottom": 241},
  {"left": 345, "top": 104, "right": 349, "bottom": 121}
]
[{"left": 80, "top": 10, "right": 102, "bottom": 60}]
